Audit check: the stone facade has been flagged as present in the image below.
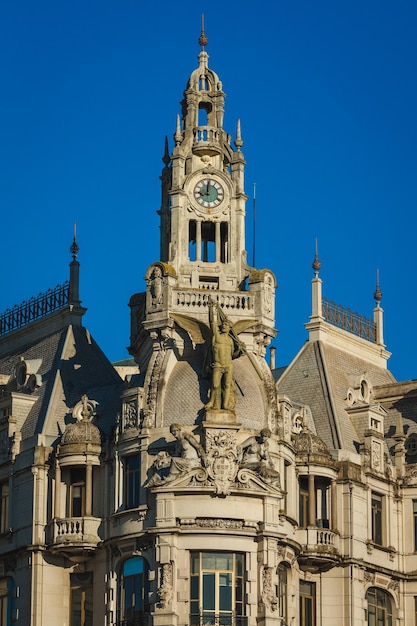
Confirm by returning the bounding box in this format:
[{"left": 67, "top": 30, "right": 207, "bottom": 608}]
[{"left": 0, "top": 32, "right": 416, "bottom": 626}]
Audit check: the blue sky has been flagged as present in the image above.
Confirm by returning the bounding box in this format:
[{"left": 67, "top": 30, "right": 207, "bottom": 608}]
[{"left": 1, "top": 1, "right": 416, "bottom": 381}]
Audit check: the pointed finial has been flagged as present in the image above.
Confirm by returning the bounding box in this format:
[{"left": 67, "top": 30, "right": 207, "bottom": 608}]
[
  {"left": 70, "top": 222, "right": 80, "bottom": 260},
  {"left": 198, "top": 13, "right": 208, "bottom": 49},
  {"left": 234, "top": 118, "right": 243, "bottom": 150},
  {"left": 174, "top": 114, "right": 183, "bottom": 145},
  {"left": 312, "top": 238, "right": 321, "bottom": 274},
  {"left": 162, "top": 136, "right": 170, "bottom": 166},
  {"left": 374, "top": 269, "right": 382, "bottom": 303}
]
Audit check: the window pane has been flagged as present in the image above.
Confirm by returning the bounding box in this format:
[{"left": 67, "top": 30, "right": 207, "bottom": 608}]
[
  {"left": 219, "top": 573, "right": 232, "bottom": 611},
  {"left": 203, "top": 573, "right": 215, "bottom": 610},
  {"left": 123, "top": 557, "right": 144, "bottom": 577}
]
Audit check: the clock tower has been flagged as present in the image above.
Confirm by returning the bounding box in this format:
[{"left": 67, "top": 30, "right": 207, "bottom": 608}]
[{"left": 129, "top": 26, "right": 276, "bottom": 378}]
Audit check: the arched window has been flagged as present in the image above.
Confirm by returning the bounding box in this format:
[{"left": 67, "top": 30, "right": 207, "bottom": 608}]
[
  {"left": 366, "top": 587, "right": 393, "bottom": 626},
  {"left": 119, "top": 557, "right": 149, "bottom": 625}
]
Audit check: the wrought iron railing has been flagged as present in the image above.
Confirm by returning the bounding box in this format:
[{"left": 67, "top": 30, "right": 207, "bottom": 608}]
[
  {"left": 190, "top": 612, "right": 247, "bottom": 626},
  {"left": 322, "top": 297, "right": 376, "bottom": 343},
  {"left": 0, "top": 281, "right": 69, "bottom": 336},
  {"left": 117, "top": 616, "right": 150, "bottom": 626}
]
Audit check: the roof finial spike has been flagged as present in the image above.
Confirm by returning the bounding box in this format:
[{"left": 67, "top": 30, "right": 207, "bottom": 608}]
[
  {"left": 174, "top": 114, "right": 183, "bottom": 145},
  {"left": 312, "top": 237, "right": 321, "bottom": 275},
  {"left": 234, "top": 118, "right": 243, "bottom": 150},
  {"left": 162, "top": 135, "right": 170, "bottom": 165},
  {"left": 374, "top": 268, "right": 382, "bottom": 303},
  {"left": 70, "top": 221, "right": 80, "bottom": 260},
  {"left": 198, "top": 13, "right": 208, "bottom": 50}
]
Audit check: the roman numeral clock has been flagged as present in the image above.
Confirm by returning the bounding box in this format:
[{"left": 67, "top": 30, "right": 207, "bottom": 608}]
[{"left": 192, "top": 176, "right": 226, "bottom": 212}]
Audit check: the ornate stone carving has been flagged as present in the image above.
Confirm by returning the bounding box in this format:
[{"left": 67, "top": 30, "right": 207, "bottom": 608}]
[
  {"left": 260, "top": 566, "right": 278, "bottom": 612},
  {"left": 157, "top": 562, "right": 173, "bottom": 609},
  {"left": 204, "top": 428, "right": 239, "bottom": 495},
  {"left": 72, "top": 394, "right": 98, "bottom": 422},
  {"left": 237, "top": 428, "right": 280, "bottom": 487},
  {"left": 196, "top": 518, "right": 244, "bottom": 529},
  {"left": 364, "top": 570, "right": 375, "bottom": 584},
  {"left": 144, "top": 346, "right": 165, "bottom": 428},
  {"left": 149, "top": 266, "right": 164, "bottom": 307},
  {"left": 147, "top": 424, "right": 205, "bottom": 487},
  {"left": 371, "top": 440, "right": 382, "bottom": 471},
  {"left": 122, "top": 400, "right": 138, "bottom": 430}
]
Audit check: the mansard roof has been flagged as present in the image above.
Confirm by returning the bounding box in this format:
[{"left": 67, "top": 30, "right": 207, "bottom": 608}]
[
  {"left": 0, "top": 323, "right": 123, "bottom": 444},
  {"left": 276, "top": 339, "right": 395, "bottom": 454}
]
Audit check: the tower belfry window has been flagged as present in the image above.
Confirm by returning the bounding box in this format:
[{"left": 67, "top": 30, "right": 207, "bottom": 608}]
[
  {"left": 201, "top": 222, "right": 215, "bottom": 262},
  {"left": 198, "top": 102, "right": 211, "bottom": 127}
]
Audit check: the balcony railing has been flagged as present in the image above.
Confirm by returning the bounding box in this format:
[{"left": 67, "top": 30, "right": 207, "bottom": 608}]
[
  {"left": 0, "top": 282, "right": 69, "bottom": 336},
  {"left": 190, "top": 612, "right": 247, "bottom": 626},
  {"left": 117, "top": 615, "right": 150, "bottom": 626},
  {"left": 175, "top": 289, "right": 253, "bottom": 314},
  {"left": 297, "top": 527, "right": 339, "bottom": 549},
  {"left": 48, "top": 516, "right": 101, "bottom": 548},
  {"left": 322, "top": 297, "right": 376, "bottom": 342}
]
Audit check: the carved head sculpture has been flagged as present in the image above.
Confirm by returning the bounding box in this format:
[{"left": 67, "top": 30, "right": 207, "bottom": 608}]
[{"left": 260, "top": 428, "right": 272, "bottom": 442}]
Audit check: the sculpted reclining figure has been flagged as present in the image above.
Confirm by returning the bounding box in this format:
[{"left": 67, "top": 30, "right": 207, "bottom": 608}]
[
  {"left": 237, "top": 428, "right": 281, "bottom": 487},
  {"left": 147, "top": 423, "right": 204, "bottom": 487}
]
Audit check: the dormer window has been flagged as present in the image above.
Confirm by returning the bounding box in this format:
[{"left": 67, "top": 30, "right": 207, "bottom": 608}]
[{"left": 370, "top": 417, "right": 381, "bottom": 432}]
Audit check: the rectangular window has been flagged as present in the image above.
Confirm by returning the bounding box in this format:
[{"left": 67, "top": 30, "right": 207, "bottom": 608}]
[
  {"left": 0, "top": 482, "right": 9, "bottom": 534},
  {"left": 300, "top": 580, "right": 316, "bottom": 626},
  {"left": 190, "top": 552, "right": 245, "bottom": 625},
  {"left": 70, "top": 468, "right": 86, "bottom": 518},
  {"left": 277, "top": 564, "right": 288, "bottom": 622},
  {"left": 70, "top": 572, "right": 93, "bottom": 626},
  {"left": 125, "top": 456, "right": 140, "bottom": 509},
  {"left": 299, "top": 477, "right": 309, "bottom": 528},
  {"left": 371, "top": 492, "right": 383, "bottom": 545}
]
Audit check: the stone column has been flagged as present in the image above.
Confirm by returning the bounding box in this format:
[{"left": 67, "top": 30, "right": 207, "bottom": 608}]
[
  {"left": 85, "top": 463, "right": 93, "bottom": 517},
  {"left": 54, "top": 462, "right": 61, "bottom": 518},
  {"left": 215, "top": 221, "right": 221, "bottom": 262},
  {"left": 196, "top": 221, "right": 201, "bottom": 261},
  {"left": 331, "top": 480, "right": 337, "bottom": 530},
  {"left": 308, "top": 474, "right": 316, "bottom": 526}
]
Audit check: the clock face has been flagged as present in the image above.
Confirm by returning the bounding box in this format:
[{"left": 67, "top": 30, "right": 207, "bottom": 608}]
[{"left": 194, "top": 178, "right": 224, "bottom": 209}]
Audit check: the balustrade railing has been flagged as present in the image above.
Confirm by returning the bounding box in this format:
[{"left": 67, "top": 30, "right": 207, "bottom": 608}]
[
  {"left": 50, "top": 516, "right": 101, "bottom": 546},
  {"left": 322, "top": 297, "right": 376, "bottom": 342},
  {"left": 175, "top": 290, "right": 253, "bottom": 313},
  {"left": 193, "top": 126, "right": 220, "bottom": 144},
  {"left": 0, "top": 281, "right": 70, "bottom": 336}
]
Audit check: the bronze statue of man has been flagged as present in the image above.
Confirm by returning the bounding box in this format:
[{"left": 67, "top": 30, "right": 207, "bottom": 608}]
[{"left": 205, "top": 301, "right": 243, "bottom": 411}]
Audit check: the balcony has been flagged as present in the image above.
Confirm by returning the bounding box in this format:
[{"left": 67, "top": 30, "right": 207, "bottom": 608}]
[
  {"left": 190, "top": 612, "right": 247, "bottom": 626},
  {"left": 192, "top": 126, "right": 223, "bottom": 156},
  {"left": 296, "top": 527, "right": 340, "bottom": 573},
  {"left": 47, "top": 516, "right": 101, "bottom": 562}
]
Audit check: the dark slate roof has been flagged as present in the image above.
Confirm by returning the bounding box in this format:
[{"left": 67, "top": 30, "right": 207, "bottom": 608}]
[
  {"left": 162, "top": 353, "right": 270, "bottom": 430},
  {"left": 0, "top": 324, "right": 123, "bottom": 443},
  {"left": 276, "top": 340, "right": 395, "bottom": 453}
]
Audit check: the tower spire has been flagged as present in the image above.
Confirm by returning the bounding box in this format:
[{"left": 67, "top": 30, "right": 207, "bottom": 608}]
[
  {"left": 69, "top": 223, "right": 81, "bottom": 304},
  {"left": 198, "top": 13, "right": 208, "bottom": 50},
  {"left": 311, "top": 239, "right": 323, "bottom": 319},
  {"left": 312, "top": 238, "right": 321, "bottom": 276}
]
